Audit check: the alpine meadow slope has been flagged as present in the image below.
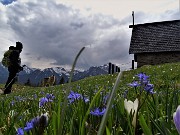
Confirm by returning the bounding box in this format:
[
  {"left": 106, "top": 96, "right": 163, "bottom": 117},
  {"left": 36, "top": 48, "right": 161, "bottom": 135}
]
[{"left": 0, "top": 62, "right": 179, "bottom": 134}]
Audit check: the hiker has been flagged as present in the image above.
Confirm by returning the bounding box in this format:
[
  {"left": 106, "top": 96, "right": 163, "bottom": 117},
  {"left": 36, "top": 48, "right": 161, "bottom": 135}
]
[{"left": 3, "top": 42, "right": 24, "bottom": 94}]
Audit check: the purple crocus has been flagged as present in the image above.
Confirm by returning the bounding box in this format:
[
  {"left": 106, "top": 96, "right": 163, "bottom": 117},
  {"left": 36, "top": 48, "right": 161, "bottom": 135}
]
[
  {"left": 39, "top": 97, "right": 49, "bottom": 107},
  {"left": 16, "top": 113, "right": 49, "bottom": 134},
  {"left": 173, "top": 105, "right": 180, "bottom": 134},
  {"left": 46, "top": 93, "right": 55, "bottom": 101},
  {"left": 90, "top": 108, "right": 106, "bottom": 116},
  {"left": 144, "top": 83, "right": 155, "bottom": 94},
  {"left": 136, "top": 73, "right": 149, "bottom": 80},
  {"left": 82, "top": 96, "right": 90, "bottom": 103},
  {"left": 136, "top": 73, "right": 149, "bottom": 84},
  {"left": 16, "top": 128, "right": 24, "bottom": 135},
  {"left": 30, "top": 116, "right": 40, "bottom": 126},
  {"left": 68, "top": 91, "right": 82, "bottom": 103},
  {"left": 129, "top": 81, "right": 140, "bottom": 87},
  {"left": 67, "top": 91, "right": 90, "bottom": 103},
  {"left": 24, "top": 122, "right": 33, "bottom": 132}
]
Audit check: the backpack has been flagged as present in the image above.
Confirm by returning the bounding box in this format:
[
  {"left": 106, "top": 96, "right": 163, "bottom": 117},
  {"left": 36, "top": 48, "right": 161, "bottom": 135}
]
[{"left": 1, "top": 50, "right": 13, "bottom": 67}]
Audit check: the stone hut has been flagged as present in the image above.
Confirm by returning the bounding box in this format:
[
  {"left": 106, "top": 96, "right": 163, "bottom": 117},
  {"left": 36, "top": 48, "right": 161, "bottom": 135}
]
[{"left": 129, "top": 20, "right": 180, "bottom": 68}]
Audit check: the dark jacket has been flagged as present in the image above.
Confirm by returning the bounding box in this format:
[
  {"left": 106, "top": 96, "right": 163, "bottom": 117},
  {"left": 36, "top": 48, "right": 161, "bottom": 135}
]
[{"left": 9, "top": 50, "right": 21, "bottom": 72}]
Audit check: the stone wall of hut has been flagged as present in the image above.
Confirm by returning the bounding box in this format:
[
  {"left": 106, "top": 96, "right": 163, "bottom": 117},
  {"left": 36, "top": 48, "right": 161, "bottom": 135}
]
[{"left": 135, "top": 51, "right": 180, "bottom": 68}]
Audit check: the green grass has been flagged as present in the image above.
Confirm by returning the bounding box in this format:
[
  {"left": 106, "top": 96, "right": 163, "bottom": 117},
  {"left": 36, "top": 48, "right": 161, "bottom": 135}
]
[{"left": 0, "top": 62, "right": 180, "bottom": 135}]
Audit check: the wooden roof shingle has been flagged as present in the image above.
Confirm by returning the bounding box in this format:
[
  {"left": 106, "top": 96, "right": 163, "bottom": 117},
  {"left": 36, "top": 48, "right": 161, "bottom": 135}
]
[{"left": 129, "top": 20, "right": 180, "bottom": 54}]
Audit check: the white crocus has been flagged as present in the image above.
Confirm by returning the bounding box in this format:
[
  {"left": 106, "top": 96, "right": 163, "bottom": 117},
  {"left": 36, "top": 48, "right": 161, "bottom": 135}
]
[{"left": 124, "top": 98, "right": 139, "bottom": 127}]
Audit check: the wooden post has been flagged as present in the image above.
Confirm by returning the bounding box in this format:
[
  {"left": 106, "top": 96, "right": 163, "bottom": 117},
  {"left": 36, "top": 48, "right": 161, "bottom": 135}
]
[
  {"left": 116, "top": 66, "right": 118, "bottom": 72},
  {"left": 108, "top": 62, "right": 112, "bottom": 74},
  {"left": 112, "top": 64, "right": 114, "bottom": 74},
  {"left": 118, "top": 67, "right": 120, "bottom": 72},
  {"left": 132, "top": 60, "right": 134, "bottom": 69}
]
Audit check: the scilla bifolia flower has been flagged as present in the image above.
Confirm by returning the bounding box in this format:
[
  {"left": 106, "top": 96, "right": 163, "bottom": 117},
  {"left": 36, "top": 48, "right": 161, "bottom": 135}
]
[
  {"left": 173, "top": 105, "right": 180, "bottom": 134},
  {"left": 124, "top": 98, "right": 139, "bottom": 127}
]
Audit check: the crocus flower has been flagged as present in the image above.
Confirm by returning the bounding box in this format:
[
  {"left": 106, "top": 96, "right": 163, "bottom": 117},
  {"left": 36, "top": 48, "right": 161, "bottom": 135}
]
[
  {"left": 82, "top": 96, "right": 90, "bottom": 103},
  {"left": 46, "top": 93, "right": 55, "bottom": 101},
  {"left": 31, "top": 116, "right": 40, "bottom": 126},
  {"left": 39, "top": 97, "right": 49, "bottom": 107},
  {"left": 136, "top": 73, "right": 149, "bottom": 84},
  {"left": 90, "top": 107, "right": 106, "bottom": 116},
  {"left": 129, "top": 81, "right": 140, "bottom": 87},
  {"left": 16, "top": 127, "right": 24, "bottom": 135},
  {"left": 173, "top": 105, "right": 180, "bottom": 134},
  {"left": 136, "top": 73, "right": 149, "bottom": 81},
  {"left": 24, "top": 122, "right": 33, "bottom": 132},
  {"left": 124, "top": 98, "right": 139, "bottom": 127},
  {"left": 144, "top": 83, "right": 156, "bottom": 94},
  {"left": 68, "top": 91, "right": 82, "bottom": 103}
]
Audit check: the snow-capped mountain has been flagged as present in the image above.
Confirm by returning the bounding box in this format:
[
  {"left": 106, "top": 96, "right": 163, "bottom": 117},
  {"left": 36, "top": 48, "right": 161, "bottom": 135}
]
[
  {"left": 0, "top": 63, "right": 110, "bottom": 86},
  {"left": 0, "top": 63, "right": 8, "bottom": 84}
]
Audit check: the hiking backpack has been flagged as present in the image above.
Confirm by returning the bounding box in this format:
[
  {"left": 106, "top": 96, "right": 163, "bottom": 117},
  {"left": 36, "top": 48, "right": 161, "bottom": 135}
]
[{"left": 1, "top": 50, "right": 13, "bottom": 67}]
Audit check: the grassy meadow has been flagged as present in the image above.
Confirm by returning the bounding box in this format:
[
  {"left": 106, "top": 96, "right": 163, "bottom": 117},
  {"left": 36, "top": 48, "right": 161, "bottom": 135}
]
[{"left": 0, "top": 62, "right": 180, "bottom": 135}]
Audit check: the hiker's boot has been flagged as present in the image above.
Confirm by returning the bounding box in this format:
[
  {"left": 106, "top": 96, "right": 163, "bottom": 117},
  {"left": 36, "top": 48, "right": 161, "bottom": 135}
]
[{"left": 4, "top": 88, "right": 11, "bottom": 94}]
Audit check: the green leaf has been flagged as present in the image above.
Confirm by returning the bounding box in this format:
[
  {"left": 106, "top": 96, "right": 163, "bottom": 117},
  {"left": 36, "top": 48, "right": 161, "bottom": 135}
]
[
  {"left": 139, "top": 114, "right": 152, "bottom": 135},
  {"left": 106, "top": 126, "right": 111, "bottom": 135}
]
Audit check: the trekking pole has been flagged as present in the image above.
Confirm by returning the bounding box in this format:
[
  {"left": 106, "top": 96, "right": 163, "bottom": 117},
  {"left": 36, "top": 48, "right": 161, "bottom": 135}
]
[
  {"left": 4, "top": 65, "right": 26, "bottom": 90},
  {"left": 4, "top": 74, "right": 18, "bottom": 90}
]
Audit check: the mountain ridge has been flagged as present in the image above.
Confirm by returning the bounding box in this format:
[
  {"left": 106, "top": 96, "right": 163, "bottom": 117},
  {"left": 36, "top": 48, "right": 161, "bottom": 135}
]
[{"left": 0, "top": 63, "right": 109, "bottom": 86}]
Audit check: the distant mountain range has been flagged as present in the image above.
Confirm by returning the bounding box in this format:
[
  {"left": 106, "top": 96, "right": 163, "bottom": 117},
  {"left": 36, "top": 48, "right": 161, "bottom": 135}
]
[{"left": 0, "top": 63, "right": 109, "bottom": 86}]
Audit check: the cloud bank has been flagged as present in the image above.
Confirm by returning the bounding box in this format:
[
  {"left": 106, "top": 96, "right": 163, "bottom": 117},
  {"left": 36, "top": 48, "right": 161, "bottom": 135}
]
[{"left": 0, "top": 0, "right": 179, "bottom": 70}]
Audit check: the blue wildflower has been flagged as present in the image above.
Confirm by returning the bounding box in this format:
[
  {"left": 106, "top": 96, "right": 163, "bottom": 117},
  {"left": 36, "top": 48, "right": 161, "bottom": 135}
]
[
  {"left": 144, "top": 83, "right": 155, "bottom": 94},
  {"left": 30, "top": 116, "right": 40, "bottom": 126},
  {"left": 136, "top": 73, "right": 149, "bottom": 80},
  {"left": 90, "top": 108, "right": 106, "bottom": 116},
  {"left": 136, "top": 73, "right": 149, "bottom": 84},
  {"left": 68, "top": 91, "right": 82, "bottom": 103},
  {"left": 17, "top": 113, "right": 48, "bottom": 134},
  {"left": 129, "top": 81, "right": 140, "bottom": 87},
  {"left": 82, "top": 96, "right": 90, "bottom": 103},
  {"left": 39, "top": 97, "right": 49, "bottom": 107},
  {"left": 173, "top": 105, "right": 180, "bottom": 134},
  {"left": 67, "top": 91, "right": 90, "bottom": 103},
  {"left": 24, "top": 122, "right": 33, "bottom": 132},
  {"left": 16, "top": 127, "right": 24, "bottom": 135},
  {"left": 46, "top": 93, "right": 55, "bottom": 101}
]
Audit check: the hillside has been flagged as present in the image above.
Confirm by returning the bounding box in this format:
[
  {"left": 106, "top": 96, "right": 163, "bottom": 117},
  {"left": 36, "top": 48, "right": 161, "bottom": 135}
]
[{"left": 0, "top": 62, "right": 180, "bottom": 135}]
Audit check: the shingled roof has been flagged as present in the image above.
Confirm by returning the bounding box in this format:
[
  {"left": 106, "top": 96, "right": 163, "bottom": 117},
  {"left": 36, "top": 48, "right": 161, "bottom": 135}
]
[{"left": 129, "top": 20, "right": 180, "bottom": 54}]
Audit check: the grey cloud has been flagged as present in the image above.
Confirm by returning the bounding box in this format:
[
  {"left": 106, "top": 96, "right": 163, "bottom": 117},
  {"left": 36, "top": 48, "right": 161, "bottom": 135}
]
[
  {"left": 2, "top": 1, "right": 179, "bottom": 70},
  {"left": 70, "top": 22, "right": 84, "bottom": 29}
]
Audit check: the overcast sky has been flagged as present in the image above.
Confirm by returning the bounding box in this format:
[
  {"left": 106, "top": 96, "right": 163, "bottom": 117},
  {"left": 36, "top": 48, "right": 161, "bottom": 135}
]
[{"left": 0, "top": 0, "right": 179, "bottom": 70}]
